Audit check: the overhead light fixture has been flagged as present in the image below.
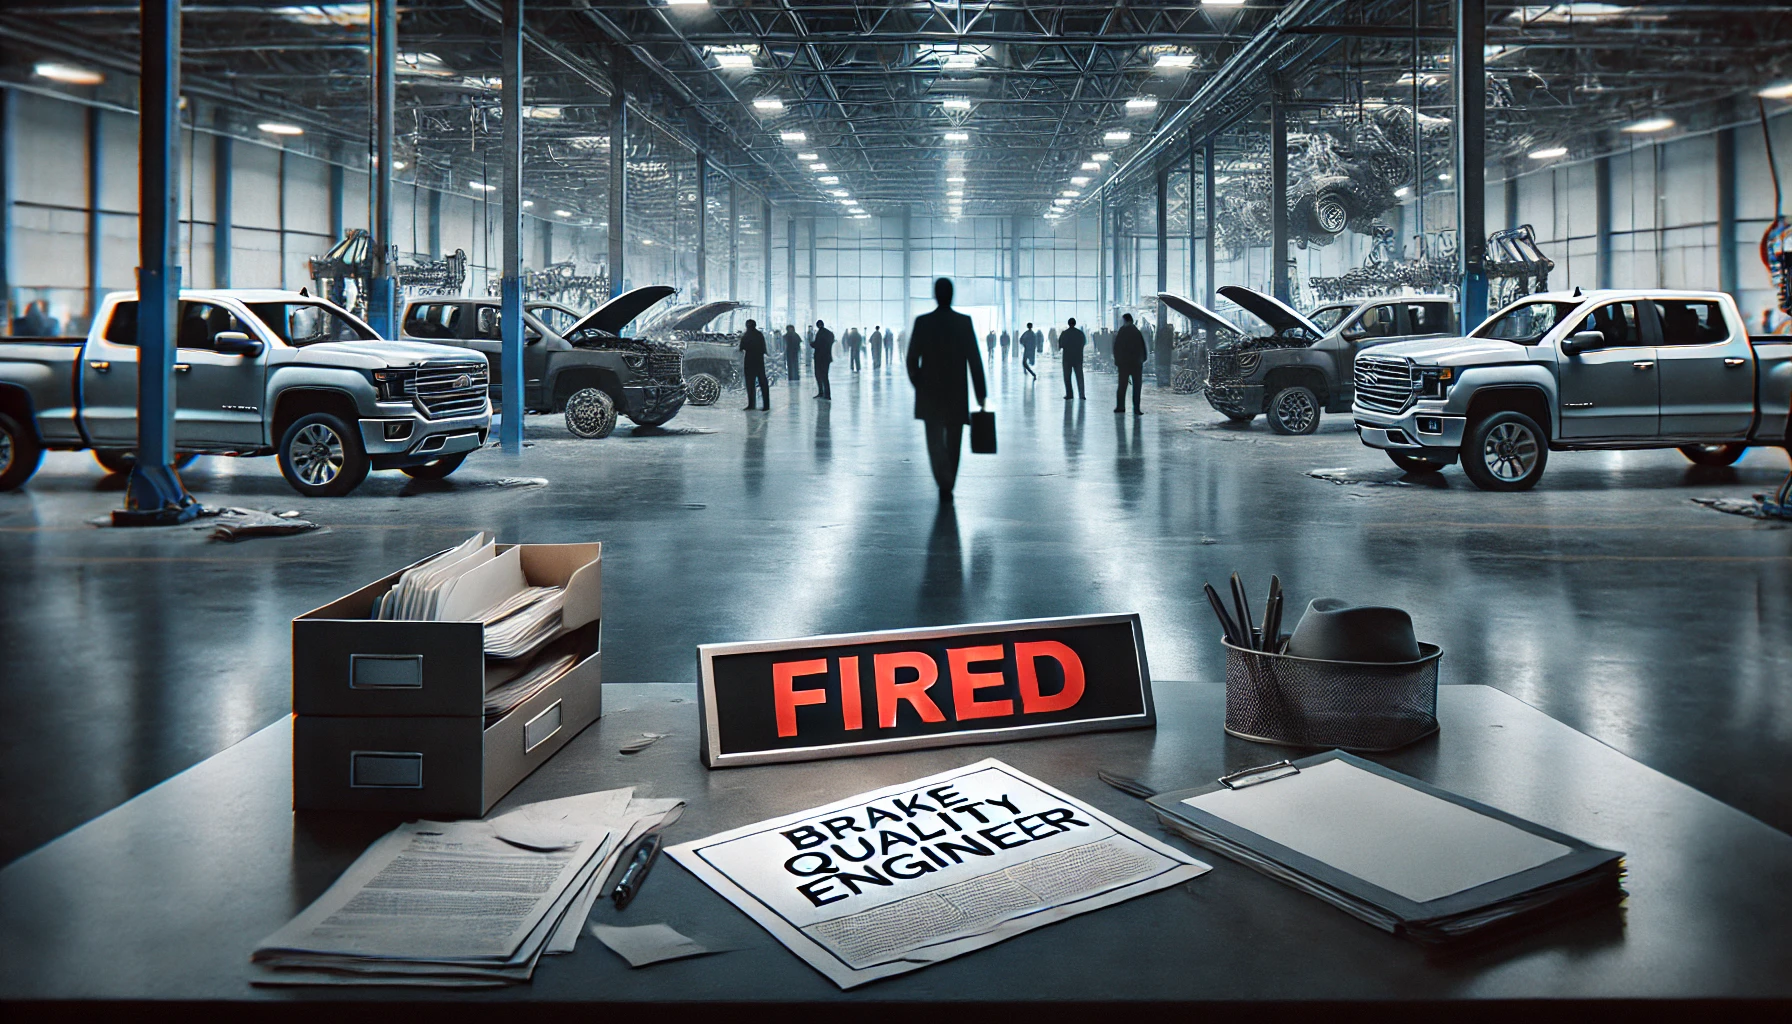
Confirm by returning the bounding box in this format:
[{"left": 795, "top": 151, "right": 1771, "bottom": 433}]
[
  {"left": 947, "top": 175, "right": 966, "bottom": 183},
  {"left": 1061, "top": 190, "right": 1081, "bottom": 198},
  {"left": 1759, "top": 82, "right": 1792, "bottom": 100},
  {"left": 941, "top": 52, "right": 979, "bottom": 69},
  {"left": 1439, "top": 173, "right": 1452, "bottom": 182},
  {"left": 948, "top": 190, "right": 963, "bottom": 197},
  {"left": 838, "top": 199, "right": 857, "bottom": 206},
  {"left": 809, "top": 163, "right": 829, "bottom": 172},
  {"left": 1081, "top": 161, "right": 1101, "bottom": 170},
  {"left": 555, "top": 209, "right": 573, "bottom": 217},
  {"left": 522, "top": 105, "right": 562, "bottom": 120},
  {"left": 830, "top": 189, "right": 850, "bottom": 197},
  {"left": 944, "top": 131, "right": 970, "bottom": 141},
  {"left": 1528, "top": 146, "right": 1568, "bottom": 160},
  {"left": 34, "top": 62, "right": 104, "bottom": 86},
  {"left": 818, "top": 176, "right": 839, "bottom": 184},
  {"left": 798, "top": 152, "right": 819, "bottom": 161},
  {"left": 942, "top": 98, "right": 973, "bottom": 110},
  {"left": 780, "top": 130, "right": 807, "bottom": 142},
  {"left": 1154, "top": 54, "right": 1196, "bottom": 70},
  {"left": 523, "top": 200, "right": 534, "bottom": 208},
  {"left": 258, "top": 122, "right": 304, "bottom": 136},
  {"left": 1622, "top": 116, "right": 1675, "bottom": 134},
  {"left": 392, "top": 160, "right": 408, "bottom": 170},
  {"left": 469, "top": 181, "right": 496, "bottom": 191},
  {"left": 642, "top": 238, "right": 654, "bottom": 245},
  {"left": 713, "top": 51, "right": 755, "bottom": 70},
  {"left": 1203, "top": 0, "right": 1246, "bottom": 5},
  {"left": 666, "top": 0, "right": 707, "bottom": 5},
  {"left": 1070, "top": 176, "right": 1090, "bottom": 186},
  {"left": 946, "top": 154, "right": 965, "bottom": 164},
  {"left": 1103, "top": 130, "right": 1132, "bottom": 142},
  {"left": 1124, "top": 98, "right": 1158, "bottom": 113},
  {"left": 1092, "top": 152, "right": 1111, "bottom": 162},
  {"left": 1053, "top": 198, "right": 1073, "bottom": 206},
  {"left": 1394, "top": 186, "right": 1410, "bottom": 197},
  {"left": 752, "top": 96, "right": 785, "bottom": 113}
]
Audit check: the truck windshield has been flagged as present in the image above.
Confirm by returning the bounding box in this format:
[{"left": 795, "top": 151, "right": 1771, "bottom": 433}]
[
  {"left": 248, "top": 302, "right": 377, "bottom": 347},
  {"left": 1471, "top": 300, "right": 1579, "bottom": 345},
  {"left": 1308, "top": 305, "right": 1353, "bottom": 332}
]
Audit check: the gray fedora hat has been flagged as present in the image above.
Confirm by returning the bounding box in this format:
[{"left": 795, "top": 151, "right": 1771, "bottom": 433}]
[{"left": 1284, "top": 598, "right": 1422, "bottom": 663}]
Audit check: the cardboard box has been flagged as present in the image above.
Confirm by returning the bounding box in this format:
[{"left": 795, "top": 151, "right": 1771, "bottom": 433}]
[{"left": 291, "top": 542, "right": 602, "bottom": 816}]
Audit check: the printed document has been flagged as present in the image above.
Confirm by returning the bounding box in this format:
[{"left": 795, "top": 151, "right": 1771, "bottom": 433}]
[{"left": 669, "top": 758, "right": 1208, "bottom": 988}]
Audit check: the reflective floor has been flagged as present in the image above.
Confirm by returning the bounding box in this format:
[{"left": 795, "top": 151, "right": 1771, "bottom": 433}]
[{"left": 2, "top": 356, "right": 1789, "bottom": 864}]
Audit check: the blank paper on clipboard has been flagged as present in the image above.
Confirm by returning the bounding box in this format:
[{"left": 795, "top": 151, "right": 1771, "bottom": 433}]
[{"left": 1182, "top": 758, "right": 1570, "bottom": 903}]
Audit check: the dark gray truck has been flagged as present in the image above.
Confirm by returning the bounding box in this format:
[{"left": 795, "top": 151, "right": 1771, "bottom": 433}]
[
  {"left": 1161, "top": 287, "right": 1456, "bottom": 434},
  {"left": 0, "top": 289, "right": 491, "bottom": 496},
  {"left": 400, "top": 285, "right": 686, "bottom": 438}
]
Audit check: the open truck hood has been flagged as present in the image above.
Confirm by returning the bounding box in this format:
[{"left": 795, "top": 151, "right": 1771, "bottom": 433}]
[
  {"left": 567, "top": 285, "right": 677, "bottom": 337},
  {"left": 1156, "top": 293, "right": 1245, "bottom": 341},
  {"left": 642, "top": 300, "right": 749, "bottom": 337},
  {"left": 1216, "top": 285, "right": 1324, "bottom": 337}
]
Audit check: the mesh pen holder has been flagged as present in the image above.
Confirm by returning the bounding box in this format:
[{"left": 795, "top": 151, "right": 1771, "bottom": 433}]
[{"left": 1222, "top": 637, "right": 1441, "bottom": 752}]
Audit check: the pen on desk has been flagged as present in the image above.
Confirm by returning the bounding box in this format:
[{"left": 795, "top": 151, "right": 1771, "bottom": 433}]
[{"left": 612, "top": 832, "right": 663, "bottom": 910}]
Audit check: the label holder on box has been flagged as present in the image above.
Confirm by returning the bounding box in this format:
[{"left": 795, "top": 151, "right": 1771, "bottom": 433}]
[{"left": 349, "top": 654, "right": 425, "bottom": 690}]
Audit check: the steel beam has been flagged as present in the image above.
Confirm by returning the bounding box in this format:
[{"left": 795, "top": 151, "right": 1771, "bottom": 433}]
[
  {"left": 499, "top": 0, "right": 524, "bottom": 454},
  {"left": 210, "top": 129, "right": 231, "bottom": 288},
  {"left": 1595, "top": 156, "right": 1612, "bottom": 290},
  {"left": 1155, "top": 162, "right": 1169, "bottom": 387},
  {"left": 1, "top": 88, "right": 13, "bottom": 331},
  {"left": 88, "top": 105, "right": 105, "bottom": 317},
  {"left": 367, "top": 0, "right": 397, "bottom": 336},
  {"left": 1187, "top": 131, "right": 1198, "bottom": 299},
  {"left": 1503, "top": 175, "right": 1518, "bottom": 231},
  {"left": 1455, "top": 0, "right": 1489, "bottom": 326},
  {"left": 695, "top": 153, "right": 707, "bottom": 303},
  {"left": 329, "top": 146, "right": 343, "bottom": 245},
  {"left": 728, "top": 177, "right": 739, "bottom": 302},
  {"left": 1203, "top": 140, "right": 1216, "bottom": 309},
  {"left": 427, "top": 186, "right": 441, "bottom": 259},
  {"left": 608, "top": 50, "right": 626, "bottom": 298},
  {"left": 118, "top": 0, "right": 197, "bottom": 524},
  {"left": 761, "top": 198, "right": 771, "bottom": 322},
  {"left": 1010, "top": 214, "right": 1021, "bottom": 335},
  {"left": 276, "top": 148, "right": 287, "bottom": 289},
  {"left": 1271, "top": 92, "right": 1290, "bottom": 303},
  {"left": 786, "top": 215, "right": 796, "bottom": 328},
  {"left": 901, "top": 205, "right": 912, "bottom": 330},
  {"left": 806, "top": 218, "right": 816, "bottom": 325},
  {"left": 1716, "top": 126, "right": 1738, "bottom": 295}
]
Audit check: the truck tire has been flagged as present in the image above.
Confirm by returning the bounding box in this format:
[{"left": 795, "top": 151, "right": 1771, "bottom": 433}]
[
  {"left": 93, "top": 450, "right": 200, "bottom": 475},
  {"left": 564, "top": 387, "right": 617, "bottom": 439},
  {"left": 1266, "top": 385, "right": 1321, "bottom": 435},
  {"left": 1462, "top": 410, "right": 1548, "bottom": 491},
  {"left": 1679, "top": 443, "right": 1746, "bottom": 467},
  {"left": 686, "top": 373, "right": 722, "bottom": 407},
  {"left": 401, "top": 453, "right": 468, "bottom": 480},
  {"left": 277, "top": 411, "right": 369, "bottom": 497},
  {"left": 0, "top": 412, "right": 44, "bottom": 491},
  {"left": 1387, "top": 451, "right": 1448, "bottom": 475}
]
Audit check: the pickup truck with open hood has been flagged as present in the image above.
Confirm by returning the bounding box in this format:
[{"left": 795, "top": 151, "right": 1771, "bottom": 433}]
[
  {"left": 1352, "top": 289, "right": 1792, "bottom": 490},
  {"left": 0, "top": 289, "right": 491, "bottom": 496}
]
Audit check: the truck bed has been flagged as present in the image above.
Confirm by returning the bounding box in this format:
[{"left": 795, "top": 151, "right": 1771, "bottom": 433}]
[{"left": 0, "top": 337, "right": 84, "bottom": 446}]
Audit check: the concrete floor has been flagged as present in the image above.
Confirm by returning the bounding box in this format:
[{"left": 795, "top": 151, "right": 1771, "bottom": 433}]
[{"left": 2, "top": 357, "right": 1789, "bottom": 865}]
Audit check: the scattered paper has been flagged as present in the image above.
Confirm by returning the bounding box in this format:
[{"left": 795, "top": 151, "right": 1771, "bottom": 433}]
[
  {"left": 589, "top": 924, "right": 716, "bottom": 967},
  {"left": 619, "top": 733, "right": 667, "bottom": 754},
  {"left": 198, "top": 506, "right": 320, "bottom": 541}
]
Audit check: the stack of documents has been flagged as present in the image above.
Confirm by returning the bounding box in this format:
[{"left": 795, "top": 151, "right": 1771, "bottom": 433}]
[
  {"left": 1147, "top": 751, "right": 1625, "bottom": 946},
  {"left": 482, "top": 587, "right": 566, "bottom": 660},
  {"left": 253, "top": 788, "right": 683, "bottom": 986},
  {"left": 483, "top": 653, "right": 580, "bottom": 725}
]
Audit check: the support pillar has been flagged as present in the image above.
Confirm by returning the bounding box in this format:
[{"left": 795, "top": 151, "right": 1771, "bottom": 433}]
[
  {"left": 1097, "top": 194, "right": 1107, "bottom": 327},
  {"left": 119, "top": 0, "right": 197, "bottom": 524},
  {"left": 427, "top": 187, "right": 441, "bottom": 258},
  {"left": 1155, "top": 161, "right": 1169, "bottom": 386},
  {"left": 1503, "top": 175, "right": 1518, "bottom": 231},
  {"left": 901, "top": 205, "right": 912, "bottom": 328},
  {"left": 761, "top": 198, "right": 772, "bottom": 320},
  {"left": 1009, "top": 213, "right": 1021, "bottom": 334},
  {"left": 1455, "top": 0, "right": 1489, "bottom": 325},
  {"left": 89, "top": 106, "right": 106, "bottom": 317},
  {"left": 1595, "top": 156, "right": 1613, "bottom": 290},
  {"left": 695, "top": 154, "right": 707, "bottom": 302},
  {"left": 328, "top": 146, "right": 344, "bottom": 243},
  {"left": 806, "top": 218, "right": 816, "bottom": 325},
  {"left": 786, "top": 215, "right": 796, "bottom": 327},
  {"left": 498, "top": 0, "right": 524, "bottom": 454},
  {"left": 1, "top": 88, "right": 13, "bottom": 330},
  {"left": 367, "top": 0, "right": 397, "bottom": 336},
  {"left": 1187, "top": 131, "right": 1199, "bottom": 298},
  {"left": 276, "top": 148, "right": 287, "bottom": 289},
  {"left": 607, "top": 52, "right": 626, "bottom": 298},
  {"left": 213, "top": 131, "right": 231, "bottom": 288},
  {"left": 1717, "top": 127, "right": 1738, "bottom": 296},
  {"left": 1203, "top": 140, "right": 1216, "bottom": 309},
  {"left": 728, "top": 178, "right": 739, "bottom": 301},
  {"left": 1270, "top": 92, "right": 1290, "bottom": 303}
]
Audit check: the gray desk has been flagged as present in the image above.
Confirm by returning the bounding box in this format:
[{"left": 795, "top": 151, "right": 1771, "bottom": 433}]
[{"left": 3, "top": 684, "right": 1790, "bottom": 1016}]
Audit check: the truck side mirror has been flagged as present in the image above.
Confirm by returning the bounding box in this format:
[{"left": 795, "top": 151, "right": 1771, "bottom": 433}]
[
  {"left": 214, "top": 331, "right": 264, "bottom": 357},
  {"left": 1561, "top": 330, "right": 1604, "bottom": 357}
]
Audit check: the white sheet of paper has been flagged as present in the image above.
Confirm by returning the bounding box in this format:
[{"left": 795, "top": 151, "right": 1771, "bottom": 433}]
[
  {"left": 670, "top": 758, "right": 1209, "bottom": 989},
  {"left": 589, "top": 923, "right": 714, "bottom": 967},
  {"left": 1182, "top": 758, "right": 1569, "bottom": 903}
]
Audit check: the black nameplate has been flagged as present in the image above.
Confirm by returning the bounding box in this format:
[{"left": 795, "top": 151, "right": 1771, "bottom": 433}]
[{"left": 697, "top": 614, "right": 1153, "bottom": 768}]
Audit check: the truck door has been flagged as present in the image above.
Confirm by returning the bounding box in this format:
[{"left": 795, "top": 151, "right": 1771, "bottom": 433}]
[
  {"left": 1556, "top": 300, "right": 1659, "bottom": 438},
  {"left": 1651, "top": 298, "right": 1755, "bottom": 439},
  {"left": 172, "top": 301, "right": 269, "bottom": 448},
  {"left": 521, "top": 313, "right": 548, "bottom": 410},
  {"left": 78, "top": 300, "right": 143, "bottom": 447},
  {"left": 467, "top": 304, "right": 506, "bottom": 400}
]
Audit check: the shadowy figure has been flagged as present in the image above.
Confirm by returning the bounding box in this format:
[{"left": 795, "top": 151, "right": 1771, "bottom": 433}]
[
  {"left": 1112, "top": 312, "right": 1146, "bottom": 415},
  {"left": 1060, "top": 317, "right": 1087, "bottom": 400},
  {"left": 782, "top": 324, "right": 801, "bottom": 383},
  {"left": 739, "top": 318, "right": 770, "bottom": 410},
  {"left": 908, "top": 278, "right": 988, "bottom": 503},
  {"left": 1020, "top": 322, "right": 1039, "bottom": 380},
  {"left": 812, "top": 320, "right": 835, "bottom": 399},
  {"left": 920, "top": 503, "right": 965, "bottom": 619},
  {"left": 870, "top": 326, "right": 884, "bottom": 371}
]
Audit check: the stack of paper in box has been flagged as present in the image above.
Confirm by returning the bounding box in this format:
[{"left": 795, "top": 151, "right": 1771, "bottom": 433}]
[{"left": 253, "top": 788, "right": 682, "bottom": 986}]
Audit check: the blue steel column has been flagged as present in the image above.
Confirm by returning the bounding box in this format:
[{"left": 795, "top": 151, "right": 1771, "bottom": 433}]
[
  {"left": 427, "top": 187, "right": 441, "bottom": 258},
  {"left": 367, "top": 0, "right": 397, "bottom": 336},
  {"left": 1455, "top": 0, "right": 1489, "bottom": 325},
  {"left": 1, "top": 88, "right": 13, "bottom": 330},
  {"left": 1203, "top": 140, "right": 1216, "bottom": 308},
  {"left": 1595, "top": 156, "right": 1613, "bottom": 290},
  {"left": 786, "top": 215, "right": 797, "bottom": 326},
  {"left": 695, "top": 154, "right": 707, "bottom": 302},
  {"left": 1717, "top": 127, "right": 1738, "bottom": 296},
  {"left": 88, "top": 106, "right": 105, "bottom": 321},
  {"left": 608, "top": 50, "right": 626, "bottom": 298},
  {"left": 119, "top": 0, "right": 198, "bottom": 524},
  {"left": 1270, "top": 92, "right": 1290, "bottom": 303},
  {"left": 1155, "top": 161, "right": 1169, "bottom": 386},
  {"left": 1187, "top": 131, "right": 1198, "bottom": 297},
  {"left": 499, "top": 0, "right": 524, "bottom": 453},
  {"left": 213, "top": 131, "right": 231, "bottom": 287},
  {"left": 761, "top": 198, "right": 772, "bottom": 319},
  {"left": 329, "top": 146, "right": 344, "bottom": 244}
]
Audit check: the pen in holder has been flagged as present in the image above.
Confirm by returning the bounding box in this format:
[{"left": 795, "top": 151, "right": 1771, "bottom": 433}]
[{"left": 1222, "top": 637, "right": 1440, "bottom": 752}]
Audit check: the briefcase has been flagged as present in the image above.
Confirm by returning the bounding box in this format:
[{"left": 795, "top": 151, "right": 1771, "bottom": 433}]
[{"left": 970, "top": 410, "right": 997, "bottom": 454}]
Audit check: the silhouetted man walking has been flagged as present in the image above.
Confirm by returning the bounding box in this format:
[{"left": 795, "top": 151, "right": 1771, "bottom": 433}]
[
  {"left": 783, "top": 324, "right": 801, "bottom": 383},
  {"left": 1060, "top": 317, "right": 1087, "bottom": 400},
  {"left": 1019, "top": 322, "right": 1039, "bottom": 381},
  {"left": 908, "top": 278, "right": 987, "bottom": 502},
  {"left": 812, "top": 320, "right": 835, "bottom": 399},
  {"left": 1113, "top": 313, "right": 1146, "bottom": 415},
  {"left": 739, "top": 318, "right": 770, "bottom": 411}
]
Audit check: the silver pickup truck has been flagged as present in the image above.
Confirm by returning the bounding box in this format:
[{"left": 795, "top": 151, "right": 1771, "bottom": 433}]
[
  {"left": 1353, "top": 289, "right": 1792, "bottom": 490},
  {"left": 0, "top": 289, "right": 492, "bottom": 496}
]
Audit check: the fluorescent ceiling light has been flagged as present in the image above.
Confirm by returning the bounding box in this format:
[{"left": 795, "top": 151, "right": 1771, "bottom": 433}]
[
  {"left": 944, "top": 131, "right": 970, "bottom": 141},
  {"left": 469, "top": 181, "right": 496, "bottom": 191},
  {"left": 809, "top": 163, "right": 829, "bottom": 172},
  {"left": 1124, "top": 98, "right": 1158, "bottom": 113},
  {"left": 940, "top": 52, "right": 980, "bottom": 69},
  {"left": 830, "top": 189, "right": 850, "bottom": 197},
  {"left": 752, "top": 97, "right": 785, "bottom": 112},
  {"left": 274, "top": 4, "right": 368, "bottom": 27},
  {"left": 1103, "top": 130, "right": 1132, "bottom": 142},
  {"left": 1622, "top": 116, "right": 1675, "bottom": 133},
  {"left": 33, "top": 62, "right": 104, "bottom": 86},
  {"left": 392, "top": 160, "right": 407, "bottom": 170},
  {"left": 818, "top": 176, "right": 839, "bottom": 184},
  {"left": 642, "top": 238, "right": 653, "bottom": 245},
  {"left": 942, "top": 98, "right": 973, "bottom": 110},
  {"left": 522, "top": 105, "right": 562, "bottom": 120},
  {"left": 798, "top": 152, "right": 819, "bottom": 161},
  {"left": 1070, "top": 176, "right": 1090, "bottom": 186},
  {"left": 780, "top": 131, "right": 807, "bottom": 142},
  {"left": 1092, "top": 152, "right": 1111, "bottom": 161},
  {"left": 258, "top": 122, "right": 304, "bottom": 136},
  {"left": 522, "top": 200, "right": 534, "bottom": 208},
  {"left": 1061, "top": 190, "right": 1081, "bottom": 197},
  {"left": 947, "top": 177, "right": 966, "bottom": 185},
  {"left": 1054, "top": 198, "right": 1073, "bottom": 206},
  {"left": 948, "top": 190, "right": 963, "bottom": 197},
  {"left": 838, "top": 199, "right": 857, "bottom": 206},
  {"left": 1759, "top": 82, "right": 1792, "bottom": 100},
  {"left": 1528, "top": 146, "right": 1568, "bottom": 159},
  {"left": 1155, "top": 54, "right": 1196, "bottom": 69},
  {"left": 555, "top": 210, "right": 573, "bottom": 217},
  {"left": 1081, "top": 162, "right": 1101, "bottom": 170},
  {"left": 712, "top": 52, "right": 755, "bottom": 69},
  {"left": 1394, "top": 186, "right": 1410, "bottom": 197}
]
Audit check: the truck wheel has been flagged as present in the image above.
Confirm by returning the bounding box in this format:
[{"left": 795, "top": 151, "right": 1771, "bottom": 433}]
[
  {"left": 277, "top": 412, "right": 369, "bottom": 497},
  {"left": 1387, "top": 452, "right": 1447, "bottom": 475},
  {"left": 1266, "top": 385, "right": 1321, "bottom": 435},
  {"left": 93, "top": 450, "right": 199, "bottom": 474},
  {"left": 1462, "top": 410, "right": 1548, "bottom": 491},
  {"left": 0, "top": 412, "right": 44, "bottom": 491},
  {"left": 686, "top": 373, "right": 722, "bottom": 407},
  {"left": 401, "top": 453, "right": 468, "bottom": 480},
  {"left": 564, "top": 387, "right": 617, "bottom": 439},
  {"left": 1679, "top": 443, "right": 1746, "bottom": 467}
]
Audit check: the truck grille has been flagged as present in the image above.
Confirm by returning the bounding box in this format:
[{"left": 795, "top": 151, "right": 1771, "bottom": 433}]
[
  {"left": 648, "top": 351, "right": 684, "bottom": 385},
  {"left": 414, "top": 362, "right": 489, "bottom": 420},
  {"left": 1354, "top": 355, "right": 1415, "bottom": 415}
]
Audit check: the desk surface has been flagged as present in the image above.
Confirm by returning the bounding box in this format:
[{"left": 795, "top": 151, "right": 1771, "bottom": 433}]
[{"left": 3, "top": 683, "right": 1790, "bottom": 1012}]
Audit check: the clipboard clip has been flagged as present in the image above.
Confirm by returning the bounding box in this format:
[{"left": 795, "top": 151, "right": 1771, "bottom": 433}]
[{"left": 1218, "top": 760, "right": 1300, "bottom": 790}]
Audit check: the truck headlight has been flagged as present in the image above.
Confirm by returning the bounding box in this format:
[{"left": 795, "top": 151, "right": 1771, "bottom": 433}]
[
  {"left": 372, "top": 368, "right": 417, "bottom": 401},
  {"left": 1415, "top": 365, "right": 1453, "bottom": 399}
]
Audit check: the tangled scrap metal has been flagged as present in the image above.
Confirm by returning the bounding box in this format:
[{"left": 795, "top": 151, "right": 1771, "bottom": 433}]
[
  {"left": 1308, "top": 227, "right": 1458, "bottom": 302},
  {"left": 483, "top": 262, "right": 611, "bottom": 310}
]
